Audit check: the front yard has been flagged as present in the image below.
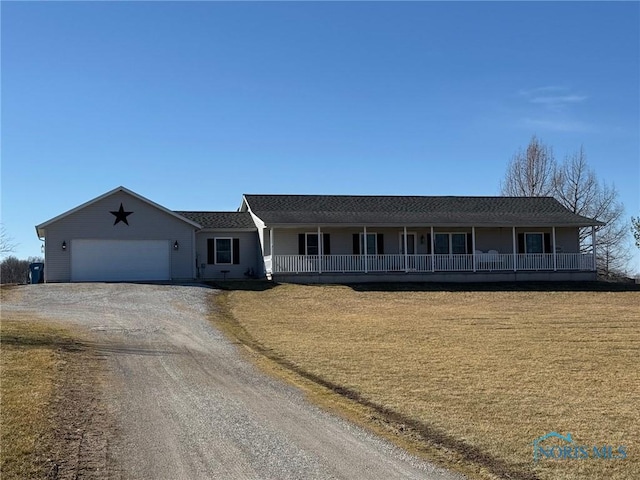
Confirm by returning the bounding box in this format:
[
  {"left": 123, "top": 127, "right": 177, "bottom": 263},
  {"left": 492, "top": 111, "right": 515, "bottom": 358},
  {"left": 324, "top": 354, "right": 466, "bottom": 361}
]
[{"left": 221, "top": 283, "right": 639, "bottom": 480}]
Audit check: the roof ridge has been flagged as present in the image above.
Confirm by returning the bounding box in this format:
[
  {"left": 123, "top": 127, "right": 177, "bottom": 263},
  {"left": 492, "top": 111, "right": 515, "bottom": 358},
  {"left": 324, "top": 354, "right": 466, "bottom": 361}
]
[{"left": 243, "top": 194, "right": 558, "bottom": 199}]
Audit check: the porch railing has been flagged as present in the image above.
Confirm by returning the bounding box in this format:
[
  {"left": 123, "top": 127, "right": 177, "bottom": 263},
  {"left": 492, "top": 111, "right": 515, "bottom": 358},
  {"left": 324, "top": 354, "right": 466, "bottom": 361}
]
[{"left": 270, "top": 253, "right": 595, "bottom": 274}]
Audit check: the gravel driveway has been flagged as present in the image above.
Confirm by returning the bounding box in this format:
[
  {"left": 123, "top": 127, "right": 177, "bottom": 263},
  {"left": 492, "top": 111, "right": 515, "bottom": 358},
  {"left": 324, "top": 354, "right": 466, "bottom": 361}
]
[{"left": 5, "top": 283, "right": 463, "bottom": 480}]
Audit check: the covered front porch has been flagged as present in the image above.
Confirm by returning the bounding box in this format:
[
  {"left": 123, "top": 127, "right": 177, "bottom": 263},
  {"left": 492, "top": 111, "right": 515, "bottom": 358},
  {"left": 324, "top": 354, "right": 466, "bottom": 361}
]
[{"left": 262, "top": 225, "right": 597, "bottom": 276}]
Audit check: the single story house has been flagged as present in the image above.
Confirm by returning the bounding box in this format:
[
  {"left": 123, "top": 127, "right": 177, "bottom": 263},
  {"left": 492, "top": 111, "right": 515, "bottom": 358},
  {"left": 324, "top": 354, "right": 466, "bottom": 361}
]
[{"left": 36, "top": 186, "right": 603, "bottom": 283}]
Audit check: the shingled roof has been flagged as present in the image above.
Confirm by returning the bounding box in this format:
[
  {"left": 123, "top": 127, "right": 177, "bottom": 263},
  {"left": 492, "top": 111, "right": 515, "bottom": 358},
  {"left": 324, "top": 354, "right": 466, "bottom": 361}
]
[
  {"left": 242, "top": 195, "right": 603, "bottom": 227},
  {"left": 175, "top": 211, "right": 256, "bottom": 229}
]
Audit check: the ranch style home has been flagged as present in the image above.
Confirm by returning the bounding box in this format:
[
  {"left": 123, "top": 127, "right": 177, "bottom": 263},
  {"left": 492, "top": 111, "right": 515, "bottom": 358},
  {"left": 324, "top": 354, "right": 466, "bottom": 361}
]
[{"left": 36, "top": 186, "right": 603, "bottom": 283}]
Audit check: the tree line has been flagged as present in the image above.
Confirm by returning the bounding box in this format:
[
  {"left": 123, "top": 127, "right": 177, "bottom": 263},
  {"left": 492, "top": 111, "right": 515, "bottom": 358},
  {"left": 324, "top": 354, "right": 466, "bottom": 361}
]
[
  {"left": 1, "top": 256, "right": 45, "bottom": 284},
  {"left": 0, "top": 226, "right": 44, "bottom": 284},
  {"left": 501, "top": 135, "right": 635, "bottom": 277}
]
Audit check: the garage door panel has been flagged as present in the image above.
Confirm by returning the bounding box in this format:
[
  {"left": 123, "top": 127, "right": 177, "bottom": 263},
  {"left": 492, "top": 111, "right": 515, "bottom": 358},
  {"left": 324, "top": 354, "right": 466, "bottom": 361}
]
[{"left": 71, "top": 240, "right": 170, "bottom": 281}]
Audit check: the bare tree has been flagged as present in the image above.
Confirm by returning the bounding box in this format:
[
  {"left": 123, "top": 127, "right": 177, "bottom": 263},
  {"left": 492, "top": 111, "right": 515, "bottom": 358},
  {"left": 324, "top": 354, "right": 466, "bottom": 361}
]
[
  {"left": 0, "top": 256, "right": 44, "bottom": 284},
  {"left": 1, "top": 256, "right": 29, "bottom": 284},
  {"left": 501, "top": 140, "right": 631, "bottom": 276},
  {"left": 553, "top": 148, "right": 630, "bottom": 275},
  {"left": 501, "top": 135, "right": 557, "bottom": 196},
  {"left": 632, "top": 217, "right": 640, "bottom": 249},
  {"left": 0, "top": 225, "right": 18, "bottom": 257}
]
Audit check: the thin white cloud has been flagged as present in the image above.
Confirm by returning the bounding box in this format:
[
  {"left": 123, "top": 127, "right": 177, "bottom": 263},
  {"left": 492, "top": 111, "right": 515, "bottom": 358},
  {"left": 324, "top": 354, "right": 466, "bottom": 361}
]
[
  {"left": 515, "top": 86, "right": 592, "bottom": 131},
  {"left": 518, "top": 85, "right": 567, "bottom": 96},
  {"left": 530, "top": 95, "right": 587, "bottom": 105},
  {"left": 518, "top": 86, "right": 588, "bottom": 111},
  {"left": 520, "top": 117, "right": 594, "bottom": 133}
]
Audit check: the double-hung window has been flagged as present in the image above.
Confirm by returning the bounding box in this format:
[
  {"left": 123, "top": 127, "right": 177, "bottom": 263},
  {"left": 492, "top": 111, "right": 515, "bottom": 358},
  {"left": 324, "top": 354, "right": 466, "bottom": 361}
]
[
  {"left": 305, "top": 233, "right": 320, "bottom": 255},
  {"left": 360, "top": 233, "right": 377, "bottom": 254},
  {"left": 434, "top": 233, "right": 468, "bottom": 254},
  {"left": 525, "top": 233, "right": 544, "bottom": 254},
  {"left": 298, "top": 233, "right": 331, "bottom": 255},
  {"left": 207, "top": 238, "right": 239, "bottom": 265}
]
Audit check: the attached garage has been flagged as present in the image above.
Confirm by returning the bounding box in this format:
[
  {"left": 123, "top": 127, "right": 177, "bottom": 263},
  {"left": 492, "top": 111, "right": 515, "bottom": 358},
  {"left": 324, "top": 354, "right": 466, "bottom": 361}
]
[
  {"left": 36, "top": 187, "right": 202, "bottom": 283},
  {"left": 71, "top": 239, "right": 171, "bottom": 282},
  {"left": 36, "top": 186, "right": 260, "bottom": 282}
]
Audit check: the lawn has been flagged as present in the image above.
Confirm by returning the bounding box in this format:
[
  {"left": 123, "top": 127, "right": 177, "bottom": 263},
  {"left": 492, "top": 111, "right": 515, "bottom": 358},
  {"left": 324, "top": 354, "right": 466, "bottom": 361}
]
[
  {"left": 222, "top": 283, "right": 639, "bottom": 480},
  {"left": 1, "top": 287, "right": 106, "bottom": 480},
  {"left": 0, "top": 314, "right": 75, "bottom": 479}
]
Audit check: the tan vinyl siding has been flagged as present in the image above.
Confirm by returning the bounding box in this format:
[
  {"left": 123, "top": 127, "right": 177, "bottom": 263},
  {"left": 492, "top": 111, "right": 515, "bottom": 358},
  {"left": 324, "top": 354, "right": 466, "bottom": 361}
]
[
  {"left": 266, "top": 226, "right": 583, "bottom": 257},
  {"left": 195, "top": 230, "right": 261, "bottom": 280},
  {"left": 42, "top": 191, "right": 196, "bottom": 282},
  {"left": 555, "top": 227, "right": 580, "bottom": 253}
]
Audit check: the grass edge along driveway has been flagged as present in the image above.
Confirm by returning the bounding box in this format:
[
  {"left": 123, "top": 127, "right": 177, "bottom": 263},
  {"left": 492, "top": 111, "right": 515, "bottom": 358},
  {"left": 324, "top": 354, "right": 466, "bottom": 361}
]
[
  {"left": 1, "top": 288, "right": 109, "bottom": 480},
  {"left": 215, "top": 283, "right": 639, "bottom": 480}
]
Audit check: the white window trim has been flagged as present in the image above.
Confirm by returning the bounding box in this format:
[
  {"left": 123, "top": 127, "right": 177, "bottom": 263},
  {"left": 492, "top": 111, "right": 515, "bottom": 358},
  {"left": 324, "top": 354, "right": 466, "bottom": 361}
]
[
  {"left": 215, "top": 237, "right": 233, "bottom": 265},
  {"left": 359, "top": 232, "right": 377, "bottom": 255},
  {"left": 399, "top": 231, "right": 417, "bottom": 255},
  {"left": 524, "top": 232, "right": 545, "bottom": 254},
  {"left": 434, "top": 232, "right": 468, "bottom": 255}
]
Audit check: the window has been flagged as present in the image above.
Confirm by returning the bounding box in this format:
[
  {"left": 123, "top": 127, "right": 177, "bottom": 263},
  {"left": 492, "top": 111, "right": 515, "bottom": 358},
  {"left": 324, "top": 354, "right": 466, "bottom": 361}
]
[
  {"left": 434, "top": 233, "right": 468, "bottom": 254},
  {"left": 207, "top": 238, "right": 240, "bottom": 265},
  {"left": 451, "top": 233, "right": 466, "bottom": 254},
  {"left": 361, "top": 233, "right": 377, "bottom": 254},
  {"left": 352, "top": 233, "right": 383, "bottom": 254},
  {"left": 518, "top": 232, "right": 551, "bottom": 254},
  {"left": 525, "top": 233, "right": 544, "bottom": 254},
  {"left": 298, "top": 233, "right": 331, "bottom": 255},
  {"left": 306, "top": 233, "right": 319, "bottom": 255},
  {"left": 216, "top": 238, "right": 232, "bottom": 264}
]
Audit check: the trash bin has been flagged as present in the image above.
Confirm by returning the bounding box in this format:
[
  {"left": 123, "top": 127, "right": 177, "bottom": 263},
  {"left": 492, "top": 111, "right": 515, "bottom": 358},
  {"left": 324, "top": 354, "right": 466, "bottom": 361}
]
[{"left": 29, "top": 263, "right": 45, "bottom": 284}]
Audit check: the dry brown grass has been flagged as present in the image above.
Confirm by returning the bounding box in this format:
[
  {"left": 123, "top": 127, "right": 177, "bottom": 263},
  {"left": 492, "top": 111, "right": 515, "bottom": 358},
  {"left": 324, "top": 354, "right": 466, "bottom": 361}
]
[
  {"left": 223, "top": 284, "right": 639, "bottom": 480},
  {"left": 1, "top": 316, "right": 69, "bottom": 479},
  {"left": 1, "top": 286, "right": 109, "bottom": 479}
]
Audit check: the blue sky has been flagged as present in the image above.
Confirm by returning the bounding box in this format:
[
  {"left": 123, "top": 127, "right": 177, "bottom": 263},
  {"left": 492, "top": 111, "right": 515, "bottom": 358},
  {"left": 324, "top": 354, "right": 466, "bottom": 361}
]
[{"left": 2, "top": 2, "right": 639, "bottom": 269}]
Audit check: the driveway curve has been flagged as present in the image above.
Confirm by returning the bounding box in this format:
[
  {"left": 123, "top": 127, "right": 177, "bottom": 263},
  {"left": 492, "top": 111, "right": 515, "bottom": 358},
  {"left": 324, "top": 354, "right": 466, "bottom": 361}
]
[{"left": 5, "top": 283, "right": 463, "bottom": 480}]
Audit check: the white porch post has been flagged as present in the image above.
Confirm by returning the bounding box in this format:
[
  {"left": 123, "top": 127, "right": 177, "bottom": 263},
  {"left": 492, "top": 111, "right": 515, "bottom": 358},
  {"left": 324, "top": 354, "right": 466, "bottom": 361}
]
[
  {"left": 317, "top": 225, "right": 322, "bottom": 274},
  {"left": 403, "top": 226, "right": 408, "bottom": 273},
  {"left": 363, "top": 226, "right": 368, "bottom": 273},
  {"left": 270, "top": 227, "right": 275, "bottom": 273},
  {"left": 552, "top": 226, "right": 557, "bottom": 271},
  {"left": 472, "top": 226, "right": 476, "bottom": 272},
  {"left": 430, "top": 226, "right": 435, "bottom": 272},
  {"left": 512, "top": 227, "right": 517, "bottom": 272},
  {"left": 592, "top": 225, "right": 597, "bottom": 271}
]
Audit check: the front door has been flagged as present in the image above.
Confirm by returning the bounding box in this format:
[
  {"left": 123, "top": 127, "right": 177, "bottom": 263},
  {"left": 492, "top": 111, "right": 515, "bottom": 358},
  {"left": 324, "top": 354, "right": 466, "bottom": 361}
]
[{"left": 400, "top": 233, "right": 416, "bottom": 255}]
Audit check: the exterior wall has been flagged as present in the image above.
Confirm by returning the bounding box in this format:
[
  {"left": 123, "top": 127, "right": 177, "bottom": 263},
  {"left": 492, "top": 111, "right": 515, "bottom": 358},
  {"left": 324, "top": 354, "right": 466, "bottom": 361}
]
[
  {"left": 474, "top": 228, "right": 514, "bottom": 253},
  {"left": 43, "top": 191, "right": 196, "bottom": 282},
  {"left": 269, "top": 227, "right": 582, "bottom": 255},
  {"left": 555, "top": 227, "right": 580, "bottom": 253},
  {"left": 470, "top": 227, "right": 581, "bottom": 254},
  {"left": 271, "top": 227, "right": 439, "bottom": 255},
  {"left": 195, "top": 230, "right": 261, "bottom": 280}
]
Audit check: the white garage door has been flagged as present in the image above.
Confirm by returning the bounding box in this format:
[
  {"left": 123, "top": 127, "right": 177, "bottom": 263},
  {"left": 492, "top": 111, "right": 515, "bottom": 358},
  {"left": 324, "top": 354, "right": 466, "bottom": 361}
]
[{"left": 71, "top": 239, "right": 171, "bottom": 282}]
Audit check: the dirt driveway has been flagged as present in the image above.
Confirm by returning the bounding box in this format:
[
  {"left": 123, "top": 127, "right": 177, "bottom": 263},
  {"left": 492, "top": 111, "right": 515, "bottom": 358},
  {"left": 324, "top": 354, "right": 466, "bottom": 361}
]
[{"left": 4, "top": 283, "right": 463, "bottom": 480}]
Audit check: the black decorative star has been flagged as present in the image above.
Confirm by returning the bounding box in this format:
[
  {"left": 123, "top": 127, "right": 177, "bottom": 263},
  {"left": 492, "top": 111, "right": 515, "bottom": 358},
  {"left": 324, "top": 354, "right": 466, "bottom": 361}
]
[{"left": 110, "top": 203, "right": 133, "bottom": 226}]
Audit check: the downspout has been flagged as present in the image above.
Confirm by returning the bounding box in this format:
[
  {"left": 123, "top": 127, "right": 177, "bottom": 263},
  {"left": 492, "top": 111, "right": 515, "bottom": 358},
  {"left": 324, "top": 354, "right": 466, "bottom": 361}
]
[{"left": 38, "top": 234, "right": 46, "bottom": 283}]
